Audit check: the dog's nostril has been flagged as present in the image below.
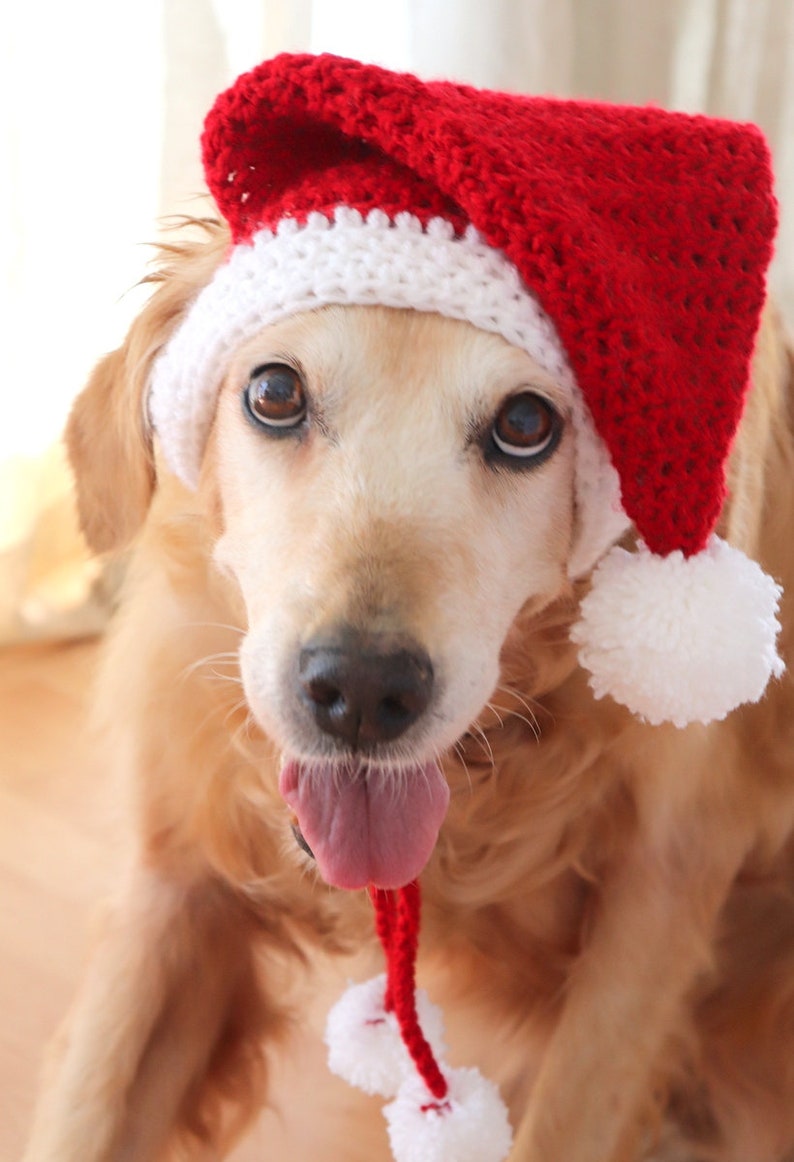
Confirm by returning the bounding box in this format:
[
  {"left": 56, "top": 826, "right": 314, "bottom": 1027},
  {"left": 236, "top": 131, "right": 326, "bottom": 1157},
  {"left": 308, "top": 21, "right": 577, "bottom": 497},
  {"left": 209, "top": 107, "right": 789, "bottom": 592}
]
[
  {"left": 298, "top": 632, "right": 434, "bottom": 748},
  {"left": 379, "top": 693, "right": 417, "bottom": 726},
  {"left": 305, "top": 677, "right": 344, "bottom": 710}
]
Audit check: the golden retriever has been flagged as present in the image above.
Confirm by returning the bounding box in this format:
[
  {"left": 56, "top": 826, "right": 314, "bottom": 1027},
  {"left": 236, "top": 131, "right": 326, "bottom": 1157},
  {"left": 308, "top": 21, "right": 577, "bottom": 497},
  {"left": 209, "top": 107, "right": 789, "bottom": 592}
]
[{"left": 23, "top": 217, "right": 794, "bottom": 1162}]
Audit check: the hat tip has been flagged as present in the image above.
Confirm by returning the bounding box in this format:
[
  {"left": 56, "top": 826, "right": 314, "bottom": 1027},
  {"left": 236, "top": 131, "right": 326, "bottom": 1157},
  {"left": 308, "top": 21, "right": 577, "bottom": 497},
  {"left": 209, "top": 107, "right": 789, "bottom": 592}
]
[{"left": 571, "top": 535, "right": 784, "bottom": 728}]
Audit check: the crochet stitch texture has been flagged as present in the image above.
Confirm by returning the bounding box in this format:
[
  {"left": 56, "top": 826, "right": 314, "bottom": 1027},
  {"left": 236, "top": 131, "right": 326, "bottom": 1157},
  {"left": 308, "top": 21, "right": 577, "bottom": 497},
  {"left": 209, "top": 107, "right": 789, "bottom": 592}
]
[
  {"left": 147, "top": 52, "right": 783, "bottom": 728},
  {"left": 200, "top": 52, "right": 777, "bottom": 559}
]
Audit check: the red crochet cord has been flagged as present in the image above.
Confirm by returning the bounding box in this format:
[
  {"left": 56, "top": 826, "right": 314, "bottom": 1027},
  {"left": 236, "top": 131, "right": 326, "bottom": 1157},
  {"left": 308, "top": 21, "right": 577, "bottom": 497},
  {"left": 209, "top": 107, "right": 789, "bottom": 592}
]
[{"left": 370, "top": 882, "right": 448, "bottom": 1100}]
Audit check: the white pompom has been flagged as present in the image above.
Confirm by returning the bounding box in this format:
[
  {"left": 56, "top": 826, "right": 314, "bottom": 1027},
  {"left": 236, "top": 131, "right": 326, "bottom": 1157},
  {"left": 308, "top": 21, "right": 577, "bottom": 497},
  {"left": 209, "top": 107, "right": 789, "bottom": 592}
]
[
  {"left": 325, "top": 975, "right": 446, "bottom": 1098},
  {"left": 384, "top": 1067, "right": 513, "bottom": 1162},
  {"left": 571, "top": 535, "right": 784, "bottom": 727}
]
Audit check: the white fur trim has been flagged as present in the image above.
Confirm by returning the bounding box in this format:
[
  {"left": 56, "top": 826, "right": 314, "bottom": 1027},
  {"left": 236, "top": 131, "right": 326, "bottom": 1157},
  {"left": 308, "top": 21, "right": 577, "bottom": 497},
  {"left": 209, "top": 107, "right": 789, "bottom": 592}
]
[
  {"left": 567, "top": 394, "right": 628, "bottom": 579},
  {"left": 384, "top": 1066, "right": 513, "bottom": 1162},
  {"left": 324, "top": 974, "right": 447, "bottom": 1098},
  {"left": 147, "top": 208, "right": 626, "bottom": 574},
  {"left": 570, "top": 535, "right": 785, "bottom": 727}
]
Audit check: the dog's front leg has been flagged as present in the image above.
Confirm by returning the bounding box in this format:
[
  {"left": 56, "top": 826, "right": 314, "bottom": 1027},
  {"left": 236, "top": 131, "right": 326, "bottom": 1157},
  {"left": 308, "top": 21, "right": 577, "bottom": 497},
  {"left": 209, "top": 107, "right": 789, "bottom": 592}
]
[
  {"left": 23, "top": 865, "right": 279, "bottom": 1162},
  {"left": 511, "top": 758, "right": 751, "bottom": 1162}
]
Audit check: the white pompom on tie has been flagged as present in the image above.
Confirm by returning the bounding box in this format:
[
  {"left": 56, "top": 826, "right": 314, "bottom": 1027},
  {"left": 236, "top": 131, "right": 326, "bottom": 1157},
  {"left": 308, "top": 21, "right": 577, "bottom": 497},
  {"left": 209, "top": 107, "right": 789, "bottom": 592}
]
[
  {"left": 324, "top": 882, "right": 513, "bottom": 1162},
  {"left": 571, "top": 534, "right": 785, "bottom": 728},
  {"left": 325, "top": 972, "right": 446, "bottom": 1098},
  {"left": 385, "top": 1066, "right": 514, "bottom": 1162}
]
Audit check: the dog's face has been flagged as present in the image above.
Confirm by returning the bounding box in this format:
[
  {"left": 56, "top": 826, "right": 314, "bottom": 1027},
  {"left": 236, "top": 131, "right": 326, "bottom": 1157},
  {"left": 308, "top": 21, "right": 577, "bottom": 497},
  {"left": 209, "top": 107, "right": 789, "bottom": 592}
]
[{"left": 207, "top": 305, "right": 576, "bottom": 889}]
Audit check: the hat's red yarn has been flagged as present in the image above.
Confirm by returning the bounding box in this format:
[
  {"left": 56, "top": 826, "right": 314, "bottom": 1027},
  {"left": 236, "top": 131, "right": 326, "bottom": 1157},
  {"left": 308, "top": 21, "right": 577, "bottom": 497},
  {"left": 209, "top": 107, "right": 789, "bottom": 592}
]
[
  {"left": 371, "top": 883, "right": 448, "bottom": 1101},
  {"left": 200, "top": 52, "right": 777, "bottom": 560}
]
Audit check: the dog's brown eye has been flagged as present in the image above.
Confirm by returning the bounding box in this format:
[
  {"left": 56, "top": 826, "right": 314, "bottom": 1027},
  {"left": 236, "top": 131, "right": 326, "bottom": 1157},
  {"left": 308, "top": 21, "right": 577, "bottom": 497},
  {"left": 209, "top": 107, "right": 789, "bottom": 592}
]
[
  {"left": 244, "top": 364, "right": 307, "bottom": 430},
  {"left": 491, "top": 392, "right": 560, "bottom": 461}
]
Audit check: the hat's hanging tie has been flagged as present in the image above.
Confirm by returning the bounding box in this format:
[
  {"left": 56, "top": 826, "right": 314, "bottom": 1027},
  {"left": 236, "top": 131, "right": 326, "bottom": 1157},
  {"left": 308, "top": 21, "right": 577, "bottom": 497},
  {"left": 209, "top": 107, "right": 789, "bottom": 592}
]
[
  {"left": 371, "top": 883, "right": 449, "bottom": 1103},
  {"left": 325, "top": 879, "right": 513, "bottom": 1162}
]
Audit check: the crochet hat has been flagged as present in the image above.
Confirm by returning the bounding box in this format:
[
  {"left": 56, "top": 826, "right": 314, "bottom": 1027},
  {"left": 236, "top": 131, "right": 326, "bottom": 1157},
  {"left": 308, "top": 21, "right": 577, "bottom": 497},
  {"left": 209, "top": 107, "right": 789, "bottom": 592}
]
[{"left": 149, "top": 51, "right": 783, "bottom": 727}]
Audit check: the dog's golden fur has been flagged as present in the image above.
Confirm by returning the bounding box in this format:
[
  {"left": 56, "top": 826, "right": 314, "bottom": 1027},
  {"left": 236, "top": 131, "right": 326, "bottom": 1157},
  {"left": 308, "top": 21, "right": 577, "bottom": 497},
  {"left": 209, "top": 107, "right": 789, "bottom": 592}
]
[{"left": 24, "top": 219, "right": 794, "bottom": 1162}]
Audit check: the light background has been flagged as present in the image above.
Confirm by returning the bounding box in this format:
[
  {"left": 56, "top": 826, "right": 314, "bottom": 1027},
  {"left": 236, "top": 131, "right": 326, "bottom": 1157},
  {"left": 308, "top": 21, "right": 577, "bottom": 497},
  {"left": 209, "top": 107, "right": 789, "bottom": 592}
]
[{"left": 1, "top": 0, "right": 793, "bottom": 639}]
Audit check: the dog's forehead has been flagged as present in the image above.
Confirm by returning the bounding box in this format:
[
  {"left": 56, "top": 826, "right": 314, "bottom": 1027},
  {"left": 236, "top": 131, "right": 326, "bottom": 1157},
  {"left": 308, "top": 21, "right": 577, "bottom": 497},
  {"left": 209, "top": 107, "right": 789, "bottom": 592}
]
[{"left": 226, "top": 304, "right": 568, "bottom": 422}]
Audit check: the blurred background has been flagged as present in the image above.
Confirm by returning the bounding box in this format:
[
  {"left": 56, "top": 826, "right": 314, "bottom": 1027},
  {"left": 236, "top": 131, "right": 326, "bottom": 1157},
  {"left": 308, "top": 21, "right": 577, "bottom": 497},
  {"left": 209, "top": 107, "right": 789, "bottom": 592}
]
[{"left": 1, "top": 0, "right": 794, "bottom": 648}]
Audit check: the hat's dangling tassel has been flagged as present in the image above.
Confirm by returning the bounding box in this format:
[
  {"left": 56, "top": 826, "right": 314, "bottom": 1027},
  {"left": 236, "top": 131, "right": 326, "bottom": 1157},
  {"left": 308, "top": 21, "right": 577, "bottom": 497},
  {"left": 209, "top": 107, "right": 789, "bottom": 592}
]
[
  {"left": 325, "top": 881, "right": 513, "bottom": 1162},
  {"left": 374, "top": 882, "right": 449, "bottom": 1101}
]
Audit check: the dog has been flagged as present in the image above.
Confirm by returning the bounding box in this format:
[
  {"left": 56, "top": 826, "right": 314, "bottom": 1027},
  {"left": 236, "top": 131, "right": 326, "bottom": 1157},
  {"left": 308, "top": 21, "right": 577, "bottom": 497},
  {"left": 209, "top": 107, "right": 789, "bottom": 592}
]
[{"left": 19, "top": 199, "right": 794, "bottom": 1162}]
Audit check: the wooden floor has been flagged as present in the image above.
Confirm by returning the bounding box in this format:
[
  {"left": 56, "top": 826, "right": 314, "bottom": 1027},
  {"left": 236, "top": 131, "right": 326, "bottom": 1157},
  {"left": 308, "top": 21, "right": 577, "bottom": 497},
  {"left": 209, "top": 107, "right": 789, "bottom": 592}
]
[
  {"left": 0, "top": 637, "right": 386, "bottom": 1162},
  {"left": 0, "top": 639, "right": 278, "bottom": 1161},
  {"left": 0, "top": 639, "right": 112, "bottom": 1159}
]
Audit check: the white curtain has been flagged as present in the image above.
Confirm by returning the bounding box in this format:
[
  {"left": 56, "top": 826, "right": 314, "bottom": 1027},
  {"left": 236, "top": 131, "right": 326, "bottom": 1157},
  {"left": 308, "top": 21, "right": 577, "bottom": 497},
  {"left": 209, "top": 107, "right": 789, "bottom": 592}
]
[{"left": 2, "top": 0, "right": 793, "bottom": 642}]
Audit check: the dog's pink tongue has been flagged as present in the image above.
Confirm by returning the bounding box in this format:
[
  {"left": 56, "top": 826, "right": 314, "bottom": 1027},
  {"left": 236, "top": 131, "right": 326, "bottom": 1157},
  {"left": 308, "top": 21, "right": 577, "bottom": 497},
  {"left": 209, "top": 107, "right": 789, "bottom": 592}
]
[{"left": 279, "top": 758, "right": 449, "bottom": 890}]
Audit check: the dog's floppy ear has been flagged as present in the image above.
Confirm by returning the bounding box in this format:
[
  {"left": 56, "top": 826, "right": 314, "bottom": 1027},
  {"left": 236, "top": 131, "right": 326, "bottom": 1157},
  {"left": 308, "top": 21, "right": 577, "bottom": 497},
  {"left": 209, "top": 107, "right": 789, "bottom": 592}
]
[
  {"left": 66, "top": 343, "right": 155, "bottom": 553},
  {"left": 66, "top": 219, "right": 229, "bottom": 553}
]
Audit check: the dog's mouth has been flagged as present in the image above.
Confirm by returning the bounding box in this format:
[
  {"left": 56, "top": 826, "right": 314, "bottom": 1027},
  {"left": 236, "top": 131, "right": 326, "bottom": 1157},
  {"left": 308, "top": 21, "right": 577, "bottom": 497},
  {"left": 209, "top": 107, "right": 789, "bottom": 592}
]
[
  {"left": 290, "top": 816, "right": 315, "bottom": 859},
  {"left": 279, "top": 756, "right": 450, "bottom": 890}
]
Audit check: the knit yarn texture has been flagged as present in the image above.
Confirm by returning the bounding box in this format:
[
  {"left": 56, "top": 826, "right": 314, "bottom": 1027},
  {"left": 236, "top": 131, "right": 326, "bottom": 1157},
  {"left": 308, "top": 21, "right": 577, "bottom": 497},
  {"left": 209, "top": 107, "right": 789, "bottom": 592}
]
[{"left": 195, "top": 51, "right": 777, "bottom": 560}]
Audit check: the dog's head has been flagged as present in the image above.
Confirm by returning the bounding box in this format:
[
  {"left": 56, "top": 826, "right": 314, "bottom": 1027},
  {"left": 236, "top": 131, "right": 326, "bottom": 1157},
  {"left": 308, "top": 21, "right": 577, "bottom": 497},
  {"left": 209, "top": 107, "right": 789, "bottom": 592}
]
[
  {"left": 67, "top": 229, "right": 582, "bottom": 890},
  {"left": 212, "top": 304, "right": 577, "bottom": 888}
]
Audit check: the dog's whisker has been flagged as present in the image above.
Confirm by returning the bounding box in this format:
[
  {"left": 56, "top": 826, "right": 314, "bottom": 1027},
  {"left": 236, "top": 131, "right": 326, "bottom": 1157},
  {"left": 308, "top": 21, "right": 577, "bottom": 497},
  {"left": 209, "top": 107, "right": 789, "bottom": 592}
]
[
  {"left": 485, "top": 701, "right": 505, "bottom": 729},
  {"left": 451, "top": 741, "right": 474, "bottom": 794},
  {"left": 179, "top": 651, "right": 242, "bottom": 682},
  {"left": 207, "top": 669, "right": 244, "bottom": 686},
  {"left": 220, "top": 706, "right": 251, "bottom": 743},
  {"left": 488, "top": 699, "right": 542, "bottom": 742},
  {"left": 466, "top": 721, "right": 496, "bottom": 771},
  {"left": 171, "top": 692, "right": 250, "bottom": 760},
  {"left": 181, "top": 621, "right": 246, "bottom": 636},
  {"left": 511, "top": 712, "right": 542, "bottom": 741},
  {"left": 228, "top": 709, "right": 260, "bottom": 749},
  {"left": 492, "top": 684, "right": 544, "bottom": 736},
  {"left": 501, "top": 690, "right": 558, "bottom": 733},
  {"left": 494, "top": 682, "right": 544, "bottom": 715}
]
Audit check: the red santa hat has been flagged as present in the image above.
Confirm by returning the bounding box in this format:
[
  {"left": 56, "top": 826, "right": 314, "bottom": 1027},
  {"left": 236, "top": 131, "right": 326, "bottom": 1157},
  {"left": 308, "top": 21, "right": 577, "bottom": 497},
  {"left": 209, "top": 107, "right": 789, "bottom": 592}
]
[{"left": 149, "top": 51, "right": 783, "bottom": 727}]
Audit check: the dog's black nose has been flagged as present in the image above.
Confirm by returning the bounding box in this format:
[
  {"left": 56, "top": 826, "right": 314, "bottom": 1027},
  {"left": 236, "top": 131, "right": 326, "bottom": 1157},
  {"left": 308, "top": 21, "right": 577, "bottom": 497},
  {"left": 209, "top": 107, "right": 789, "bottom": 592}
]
[{"left": 298, "top": 631, "right": 434, "bottom": 748}]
